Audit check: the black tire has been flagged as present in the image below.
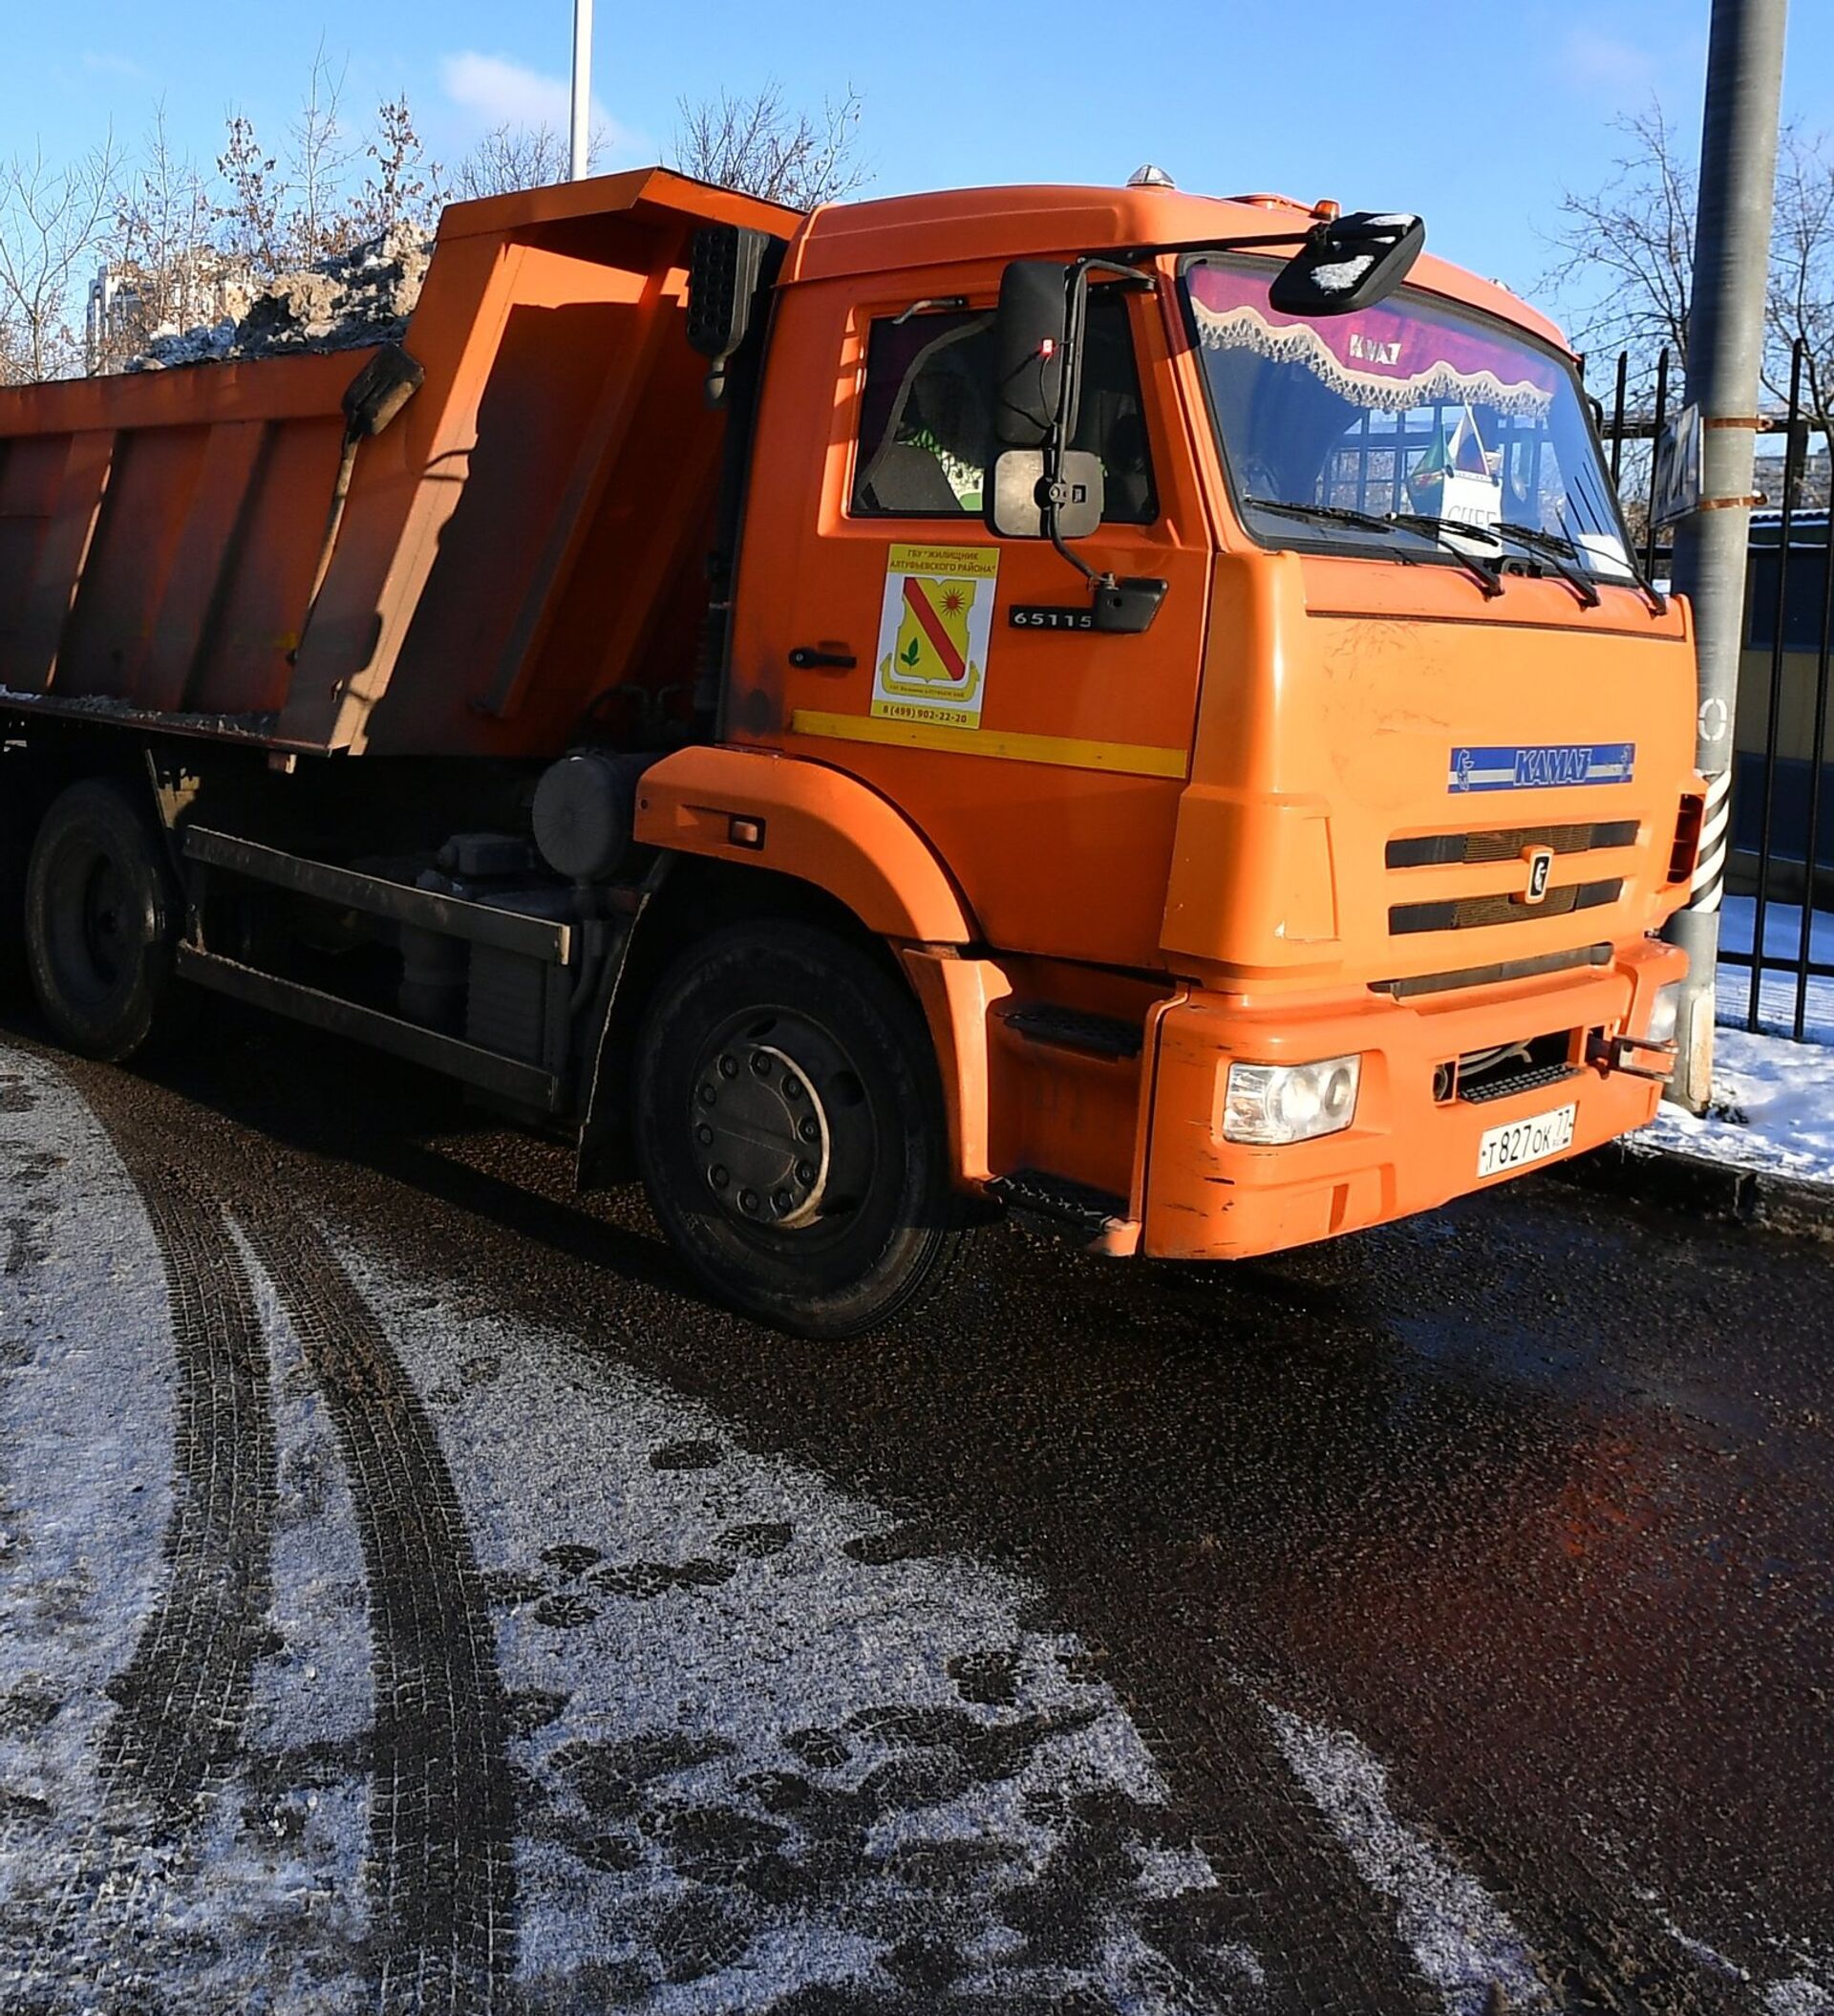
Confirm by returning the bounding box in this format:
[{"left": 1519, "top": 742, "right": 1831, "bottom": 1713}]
[
  {"left": 0, "top": 755, "right": 35, "bottom": 991},
  {"left": 25, "top": 776, "right": 191, "bottom": 1062},
  {"left": 633, "top": 920, "right": 966, "bottom": 1338}
]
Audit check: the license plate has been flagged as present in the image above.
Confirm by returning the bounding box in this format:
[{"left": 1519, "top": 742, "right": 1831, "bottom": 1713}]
[{"left": 1476, "top": 1102, "right": 1577, "bottom": 1179}]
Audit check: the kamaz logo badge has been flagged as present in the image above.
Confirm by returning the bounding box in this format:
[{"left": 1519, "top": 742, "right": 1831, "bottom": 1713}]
[
  {"left": 1521, "top": 845, "right": 1555, "bottom": 904},
  {"left": 1448, "top": 743, "right": 1636, "bottom": 794},
  {"left": 1348, "top": 332, "right": 1403, "bottom": 365}
]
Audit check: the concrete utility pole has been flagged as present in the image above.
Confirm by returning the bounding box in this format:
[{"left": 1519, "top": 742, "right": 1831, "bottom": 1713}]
[
  {"left": 1665, "top": 0, "right": 1789, "bottom": 1109},
  {"left": 569, "top": 0, "right": 595, "bottom": 182}
]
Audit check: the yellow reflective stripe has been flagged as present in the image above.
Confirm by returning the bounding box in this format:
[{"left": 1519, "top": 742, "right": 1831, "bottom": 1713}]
[{"left": 790, "top": 709, "right": 1188, "bottom": 780}]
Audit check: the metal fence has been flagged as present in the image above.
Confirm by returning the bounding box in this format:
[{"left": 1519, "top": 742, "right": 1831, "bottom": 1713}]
[{"left": 1596, "top": 339, "right": 1833, "bottom": 1040}]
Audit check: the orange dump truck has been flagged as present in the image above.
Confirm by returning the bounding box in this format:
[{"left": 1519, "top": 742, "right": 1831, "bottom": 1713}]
[{"left": 0, "top": 168, "right": 1701, "bottom": 1334}]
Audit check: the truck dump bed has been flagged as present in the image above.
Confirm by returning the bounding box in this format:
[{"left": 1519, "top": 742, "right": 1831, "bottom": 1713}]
[{"left": 0, "top": 169, "right": 798, "bottom": 759}]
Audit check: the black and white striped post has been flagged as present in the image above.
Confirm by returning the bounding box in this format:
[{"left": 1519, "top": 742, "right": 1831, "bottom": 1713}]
[{"left": 1662, "top": 0, "right": 1790, "bottom": 1111}]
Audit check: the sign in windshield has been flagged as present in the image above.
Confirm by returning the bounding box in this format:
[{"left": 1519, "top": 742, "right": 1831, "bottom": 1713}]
[{"left": 1184, "top": 258, "right": 1635, "bottom": 583}]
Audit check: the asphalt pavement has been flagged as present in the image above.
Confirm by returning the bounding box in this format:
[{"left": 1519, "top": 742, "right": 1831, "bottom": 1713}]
[{"left": 1, "top": 999, "right": 1829, "bottom": 2016}]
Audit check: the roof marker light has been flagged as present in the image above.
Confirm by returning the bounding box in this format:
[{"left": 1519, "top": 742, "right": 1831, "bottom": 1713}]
[{"left": 1127, "top": 162, "right": 1176, "bottom": 189}]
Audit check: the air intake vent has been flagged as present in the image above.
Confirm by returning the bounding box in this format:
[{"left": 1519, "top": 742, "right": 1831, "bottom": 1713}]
[
  {"left": 1390, "top": 878, "right": 1622, "bottom": 935},
  {"left": 1387, "top": 820, "right": 1639, "bottom": 869}
]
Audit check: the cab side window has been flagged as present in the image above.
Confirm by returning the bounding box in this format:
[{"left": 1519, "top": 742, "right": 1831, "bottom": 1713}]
[{"left": 850, "top": 290, "right": 1158, "bottom": 523}]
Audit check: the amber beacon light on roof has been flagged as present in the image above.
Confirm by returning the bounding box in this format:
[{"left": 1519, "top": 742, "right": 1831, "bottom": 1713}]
[{"left": 0, "top": 166, "right": 1700, "bottom": 1336}]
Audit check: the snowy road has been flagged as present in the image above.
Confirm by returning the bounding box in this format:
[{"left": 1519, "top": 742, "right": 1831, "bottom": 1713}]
[{"left": 2, "top": 1020, "right": 1832, "bottom": 2015}]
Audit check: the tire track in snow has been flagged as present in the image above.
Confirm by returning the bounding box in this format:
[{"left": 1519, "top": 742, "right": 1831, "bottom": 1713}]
[
  {"left": 239, "top": 1210, "right": 518, "bottom": 2015},
  {"left": 6, "top": 1072, "right": 278, "bottom": 2006},
  {"left": 96, "top": 1177, "right": 277, "bottom": 1821},
  {"left": 66, "top": 1058, "right": 519, "bottom": 2012}
]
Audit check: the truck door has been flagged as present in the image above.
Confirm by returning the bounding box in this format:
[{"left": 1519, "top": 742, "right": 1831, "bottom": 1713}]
[{"left": 736, "top": 278, "right": 1211, "bottom": 972}]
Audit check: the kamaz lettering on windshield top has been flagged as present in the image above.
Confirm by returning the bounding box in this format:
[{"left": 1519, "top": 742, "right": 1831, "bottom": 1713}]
[{"left": 1447, "top": 744, "right": 1636, "bottom": 793}]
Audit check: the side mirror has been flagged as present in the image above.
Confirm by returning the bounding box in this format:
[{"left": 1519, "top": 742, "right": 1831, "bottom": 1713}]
[
  {"left": 994, "top": 261, "right": 1076, "bottom": 445},
  {"left": 1269, "top": 211, "right": 1425, "bottom": 317},
  {"left": 989, "top": 448, "right": 1104, "bottom": 540}
]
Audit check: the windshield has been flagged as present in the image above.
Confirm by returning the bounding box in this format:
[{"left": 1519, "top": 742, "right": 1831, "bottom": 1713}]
[{"left": 1183, "top": 256, "right": 1636, "bottom": 583}]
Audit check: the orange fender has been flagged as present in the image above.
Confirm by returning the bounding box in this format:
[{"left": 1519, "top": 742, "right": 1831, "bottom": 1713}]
[
  {"left": 632, "top": 744, "right": 974, "bottom": 943},
  {"left": 632, "top": 744, "right": 997, "bottom": 1185}
]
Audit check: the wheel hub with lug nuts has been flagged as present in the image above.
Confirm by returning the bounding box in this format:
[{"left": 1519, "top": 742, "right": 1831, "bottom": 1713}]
[{"left": 693, "top": 1038, "right": 833, "bottom": 1230}]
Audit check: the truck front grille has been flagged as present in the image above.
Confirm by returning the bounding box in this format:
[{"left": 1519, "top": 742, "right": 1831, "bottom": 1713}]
[
  {"left": 1390, "top": 878, "right": 1622, "bottom": 935},
  {"left": 1386, "top": 819, "right": 1638, "bottom": 869}
]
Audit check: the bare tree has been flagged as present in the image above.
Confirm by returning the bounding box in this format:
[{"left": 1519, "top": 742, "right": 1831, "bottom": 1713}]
[
  {"left": 214, "top": 110, "right": 285, "bottom": 275},
  {"left": 215, "top": 49, "right": 381, "bottom": 277},
  {"left": 0, "top": 138, "right": 120, "bottom": 382},
  {"left": 99, "top": 106, "right": 220, "bottom": 368},
  {"left": 672, "top": 82, "right": 867, "bottom": 209},
  {"left": 1545, "top": 103, "right": 1695, "bottom": 397},
  {"left": 443, "top": 122, "right": 570, "bottom": 202},
  {"left": 287, "top": 46, "right": 359, "bottom": 264},
  {"left": 344, "top": 95, "right": 442, "bottom": 242},
  {"left": 1768, "top": 125, "right": 1834, "bottom": 445},
  {"left": 1547, "top": 102, "right": 1834, "bottom": 508}
]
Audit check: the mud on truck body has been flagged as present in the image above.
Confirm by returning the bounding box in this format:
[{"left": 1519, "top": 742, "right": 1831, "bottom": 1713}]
[{"left": 0, "top": 169, "right": 1702, "bottom": 1335}]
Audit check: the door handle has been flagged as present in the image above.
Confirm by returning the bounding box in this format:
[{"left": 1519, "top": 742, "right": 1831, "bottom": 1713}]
[{"left": 788, "top": 646, "right": 857, "bottom": 670}]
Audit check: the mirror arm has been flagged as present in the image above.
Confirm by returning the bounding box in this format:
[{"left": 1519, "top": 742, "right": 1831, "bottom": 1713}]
[{"left": 1037, "top": 265, "right": 1118, "bottom": 590}]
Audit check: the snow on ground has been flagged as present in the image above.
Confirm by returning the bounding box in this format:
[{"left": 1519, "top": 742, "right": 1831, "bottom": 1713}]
[
  {"left": 345, "top": 1234, "right": 1262, "bottom": 2013},
  {"left": 0, "top": 1040, "right": 1272, "bottom": 2011},
  {"left": 1639, "top": 1022, "right": 1834, "bottom": 1186},
  {"left": 1633, "top": 897, "right": 1834, "bottom": 1188},
  {"left": 1717, "top": 896, "right": 1834, "bottom": 1044},
  {"left": 0, "top": 1056, "right": 174, "bottom": 1927},
  {"left": 1260, "top": 1701, "right": 1550, "bottom": 2016},
  {"left": 2, "top": 1036, "right": 1826, "bottom": 2010}
]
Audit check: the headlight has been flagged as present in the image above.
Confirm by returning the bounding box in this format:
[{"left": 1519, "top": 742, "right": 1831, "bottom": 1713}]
[
  {"left": 1645, "top": 980, "right": 1685, "bottom": 1045},
  {"left": 1224, "top": 1054, "right": 1362, "bottom": 1145}
]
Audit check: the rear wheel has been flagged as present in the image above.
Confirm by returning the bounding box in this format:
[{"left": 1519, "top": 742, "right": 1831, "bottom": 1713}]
[
  {"left": 25, "top": 776, "right": 190, "bottom": 1062},
  {"left": 633, "top": 921, "right": 965, "bottom": 1338},
  {"left": 0, "top": 755, "right": 35, "bottom": 991}
]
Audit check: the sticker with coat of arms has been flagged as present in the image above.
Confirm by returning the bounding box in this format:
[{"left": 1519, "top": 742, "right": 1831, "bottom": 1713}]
[{"left": 871, "top": 545, "right": 1000, "bottom": 729}]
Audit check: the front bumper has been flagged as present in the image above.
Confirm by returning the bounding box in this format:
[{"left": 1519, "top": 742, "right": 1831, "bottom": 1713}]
[{"left": 1141, "top": 938, "right": 1686, "bottom": 1260}]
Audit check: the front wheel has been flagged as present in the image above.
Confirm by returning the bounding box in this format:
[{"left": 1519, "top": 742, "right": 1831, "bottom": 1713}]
[{"left": 632, "top": 921, "right": 965, "bottom": 1338}]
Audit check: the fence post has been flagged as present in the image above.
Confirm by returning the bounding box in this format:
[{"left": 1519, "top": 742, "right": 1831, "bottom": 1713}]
[
  {"left": 1798, "top": 495, "right": 1833, "bottom": 1039},
  {"left": 1663, "top": 0, "right": 1791, "bottom": 1110},
  {"left": 1747, "top": 340, "right": 1804, "bottom": 1029}
]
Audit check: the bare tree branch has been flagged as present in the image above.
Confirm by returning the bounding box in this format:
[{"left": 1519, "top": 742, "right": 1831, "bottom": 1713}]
[
  {"left": 0, "top": 135, "right": 121, "bottom": 381},
  {"left": 97, "top": 104, "right": 219, "bottom": 369},
  {"left": 672, "top": 81, "right": 867, "bottom": 209},
  {"left": 1546, "top": 102, "right": 1834, "bottom": 506},
  {"left": 1543, "top": 102, "right": 1695, "bottom": 404},
  {"left": 444, "top": 122, "right": 570, "bottom": 202}
]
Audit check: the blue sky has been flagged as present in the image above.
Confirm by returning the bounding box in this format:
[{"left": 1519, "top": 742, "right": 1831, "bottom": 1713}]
[{"left": 6, "top": 2, "right": 1832, "bottom": 335}]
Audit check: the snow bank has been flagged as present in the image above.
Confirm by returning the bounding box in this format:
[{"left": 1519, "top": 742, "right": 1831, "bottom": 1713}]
[
  {"left": 1630, "top": 897, "right": 1834, "bottom": 1189},
  {"left": 1638, "top": 1021, "right": 1834, "bottom": 1186}
]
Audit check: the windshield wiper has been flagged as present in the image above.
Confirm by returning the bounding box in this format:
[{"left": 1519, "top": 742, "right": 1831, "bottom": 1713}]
[
  {"left": 1388, "top": 512, "right": 1602, "bottom": 609},
  {"left": 1245, "top": 497, "right": 1409, "bottom": 538},
  {"left": 1245, "top": 497, "right": 1503, "bottom": 598},
  {"left": 1491, "top": 523, "right": 1673, "bottom": 616},
  {"left": 1491, "top": 524, "right": 1601, "bottom": 609}
]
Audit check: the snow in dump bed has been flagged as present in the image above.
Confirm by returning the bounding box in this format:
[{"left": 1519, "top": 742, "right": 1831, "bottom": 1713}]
[{"left": 124, "top": 224, "right": 432, "bottom": 371}]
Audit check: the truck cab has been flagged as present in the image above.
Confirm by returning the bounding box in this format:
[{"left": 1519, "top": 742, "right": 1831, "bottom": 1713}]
[{"left": 656, "top": 183, "right": 1698, "bottom": 1271}]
